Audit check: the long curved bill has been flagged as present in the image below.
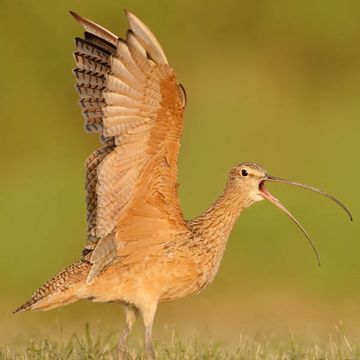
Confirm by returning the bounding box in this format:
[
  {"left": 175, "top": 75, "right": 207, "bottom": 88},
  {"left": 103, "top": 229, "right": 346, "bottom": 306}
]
[{"left": 259, "top": 175, "right": 353, "bottom": 266}]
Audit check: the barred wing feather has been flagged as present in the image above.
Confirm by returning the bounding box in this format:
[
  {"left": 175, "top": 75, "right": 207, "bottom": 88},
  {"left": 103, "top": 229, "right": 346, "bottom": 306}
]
[{"left": 71, "top": 10, "right": 187, "bottom": 283}]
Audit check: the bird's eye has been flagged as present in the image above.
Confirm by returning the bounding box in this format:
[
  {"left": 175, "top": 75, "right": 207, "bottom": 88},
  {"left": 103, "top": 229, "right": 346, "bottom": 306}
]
[{"left": 241, "top": 169, "right": 248, "bottom": 177}]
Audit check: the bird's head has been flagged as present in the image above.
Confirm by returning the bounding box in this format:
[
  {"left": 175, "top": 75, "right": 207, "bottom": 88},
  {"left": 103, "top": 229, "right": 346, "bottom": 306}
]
[
  {"left": 229, "top": 161, "right": 352, "bottom": 265},
  {"left": 229, "top": 162, "right": 267, "bottom": 203}
]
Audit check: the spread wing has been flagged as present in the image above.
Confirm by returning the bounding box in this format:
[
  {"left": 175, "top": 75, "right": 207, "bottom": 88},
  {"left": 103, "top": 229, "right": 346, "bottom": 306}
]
[{"left": 70, "top": 10, "right": 188, "bottom": 283}]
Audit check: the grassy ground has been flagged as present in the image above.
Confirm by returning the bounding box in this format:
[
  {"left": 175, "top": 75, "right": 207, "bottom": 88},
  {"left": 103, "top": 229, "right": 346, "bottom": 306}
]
[{"left": 2, "top": 324, "right": 359, "bottom": 360}]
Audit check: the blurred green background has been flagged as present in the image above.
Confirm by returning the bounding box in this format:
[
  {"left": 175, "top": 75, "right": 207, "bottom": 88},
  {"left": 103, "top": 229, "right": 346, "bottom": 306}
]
[{"left": 1, "top": 0, "right": 359, "bottom": 346}]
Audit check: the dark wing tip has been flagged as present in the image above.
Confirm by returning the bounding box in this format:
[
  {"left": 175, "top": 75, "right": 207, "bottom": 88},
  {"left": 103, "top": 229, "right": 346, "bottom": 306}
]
[
  {"left": 13, "top": 304, "right": 27, "bottom": 314},
  {"left": 69, "top": 11, "right": 89, "bottom": 27},
  {"left": 69, "top": 10, "right": 81, "bottom": 21},
  {"left": 124, "top": 8, "right": 136, "bottom": 19}
]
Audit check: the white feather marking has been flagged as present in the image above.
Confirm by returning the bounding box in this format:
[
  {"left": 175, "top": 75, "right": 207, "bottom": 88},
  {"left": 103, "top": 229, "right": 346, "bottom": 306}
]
[
  {"left": 104, "top": 92, "right": 140, "bottom": 107},
  {"left": 103, "top": 115, "right": 148, "bottom": 128},
  {"left": 116, "top": 40, "right": 146, "bottom": 81},
  {"left": 103, "top": 106, "right": 141, "bottom": 117},
  {"left": 126, "top": 30, "right": 147, "bottom": 58},
  {"left": 111, "top": 56, "right": 144, "bottom": 90},
  {"left": 125, "top": 10, "right": 168, "bottom": 64},
  {"left": 107, "top": 75, "right": 142, "bottom": 99}
]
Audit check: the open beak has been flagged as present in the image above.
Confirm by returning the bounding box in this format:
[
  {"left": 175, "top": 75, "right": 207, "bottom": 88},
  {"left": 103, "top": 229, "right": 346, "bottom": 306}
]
[{"left": 259, "top": 174, "right": 352, "bottom": 266}]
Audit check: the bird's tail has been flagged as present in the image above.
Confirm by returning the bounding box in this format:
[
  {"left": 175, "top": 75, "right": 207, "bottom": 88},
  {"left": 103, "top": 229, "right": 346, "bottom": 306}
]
[{"left": 14, "top": 260, "right": 90, "bottom": 313}]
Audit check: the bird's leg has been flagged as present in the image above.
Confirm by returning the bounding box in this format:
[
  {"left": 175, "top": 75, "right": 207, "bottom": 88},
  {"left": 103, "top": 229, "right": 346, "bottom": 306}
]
[
  {"left": 145, "top": 322, "right": 155, "bottom": 360},
  {"left": 117, "top": 305, "right": 138, "bottom": 358},
  {"left": 140, "top": 302, "right": 158, "bottom": 359}
]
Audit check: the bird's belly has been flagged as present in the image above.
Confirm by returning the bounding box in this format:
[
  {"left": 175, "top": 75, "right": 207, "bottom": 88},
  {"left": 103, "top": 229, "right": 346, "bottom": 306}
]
[
  {"left": 156, "top": 256, "right": 214, "bottom": 302},
  {"left": 158, "top": 255, "right": 225, "bottom": 302},
  {"left": 80, "top": 255, "right": 207, "bottom": 305}
]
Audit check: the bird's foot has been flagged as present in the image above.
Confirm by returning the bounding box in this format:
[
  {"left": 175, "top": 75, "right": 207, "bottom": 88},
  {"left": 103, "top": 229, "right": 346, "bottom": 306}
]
[
  {"left": 116, "top": 342, "right": 128, "bottom": 360},
  {"left": 145, "top": 343, "right": 155, "bottom": 359}
]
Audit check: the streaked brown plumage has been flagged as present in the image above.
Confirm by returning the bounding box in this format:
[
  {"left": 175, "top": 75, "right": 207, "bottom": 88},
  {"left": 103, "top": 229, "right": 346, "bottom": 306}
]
[{"left": 15, "top": 9, "right": 352, "bottom": 359}]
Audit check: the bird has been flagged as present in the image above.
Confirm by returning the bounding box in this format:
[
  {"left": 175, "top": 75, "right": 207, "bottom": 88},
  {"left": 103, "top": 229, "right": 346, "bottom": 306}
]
[{"left": 15, "top": 9, "right": 352, "bottom": 359}]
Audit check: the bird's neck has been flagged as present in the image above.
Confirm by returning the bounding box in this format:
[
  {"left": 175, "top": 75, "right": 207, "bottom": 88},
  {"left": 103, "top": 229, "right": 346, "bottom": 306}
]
[
  {"left": 191, "top": 181, "right": 252, "bottom": 248},
  {"left": 188, "top": 181, "right": 253, "bottom": 285}
]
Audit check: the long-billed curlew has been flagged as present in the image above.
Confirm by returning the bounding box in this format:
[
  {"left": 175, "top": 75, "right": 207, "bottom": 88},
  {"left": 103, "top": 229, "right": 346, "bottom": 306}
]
[{"left": 15, "top": 9, "right": 352, "bottom": 358}]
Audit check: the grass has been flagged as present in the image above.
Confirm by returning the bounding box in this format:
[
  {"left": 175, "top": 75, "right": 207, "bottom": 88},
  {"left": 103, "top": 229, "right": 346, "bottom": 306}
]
[{"left": 1, "top": 323, "right": 359, "bottom": 359}]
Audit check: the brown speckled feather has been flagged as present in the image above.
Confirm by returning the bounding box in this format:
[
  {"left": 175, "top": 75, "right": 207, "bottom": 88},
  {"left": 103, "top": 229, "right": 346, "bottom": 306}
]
[
  {"left": 14, "top": 260, "right": 90, "bottom": 313},
  {"left": 71, "top": 11, "right": 188, "bottom": 283}
]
